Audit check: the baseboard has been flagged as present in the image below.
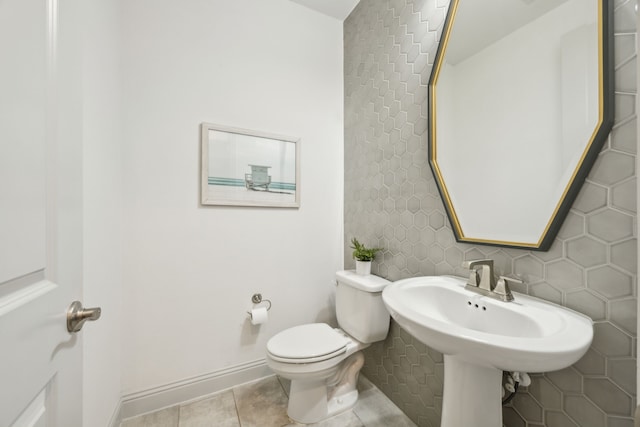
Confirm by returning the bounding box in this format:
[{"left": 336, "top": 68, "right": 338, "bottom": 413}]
[{"left": 119, "top": 358, "right": 272, "bottom": 421}]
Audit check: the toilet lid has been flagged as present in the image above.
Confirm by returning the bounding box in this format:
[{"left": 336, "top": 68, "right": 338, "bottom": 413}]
[{"left": 267, "top": 323, "right": 349, "bottom": 360}]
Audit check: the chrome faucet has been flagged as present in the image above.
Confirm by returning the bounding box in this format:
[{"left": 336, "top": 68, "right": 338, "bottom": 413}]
[
  {"left": 463, "top": 259, "right": 496, "bottom": 291},
  {"left": 462, "top": 259, "right": 520, "bottom": 302}
]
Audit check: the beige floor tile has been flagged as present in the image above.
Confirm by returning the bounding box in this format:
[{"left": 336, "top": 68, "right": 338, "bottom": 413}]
[
  {"left": 178, "top": 390, "right": 240, "bottom": 427},
  {"left": 353, "top": 376, "right": 417, "bottom": 427},
  {"left": 284, "top": 410, "right": 364, "bottom": 427},
  {"left": 233, "top": 376, "right": 291, "bottom": 427},
  {"left": 121, "top": 374, "right": 414, "bottom": 427},
  {"left": 121, "top": 406, "right": 180, "bottom": 427}
]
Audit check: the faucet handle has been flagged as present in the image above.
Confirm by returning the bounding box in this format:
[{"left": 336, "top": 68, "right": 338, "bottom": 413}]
[
  {"left": 499, "top": 276, "right": 523, "bottom": 286},
  {"left": 494, "top": 276, "right": 522, "bottom": 302}
]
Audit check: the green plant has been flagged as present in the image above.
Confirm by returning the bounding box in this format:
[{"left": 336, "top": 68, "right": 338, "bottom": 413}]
[{"left": 350, "top": 237, "right": 381, "bottom": 262}]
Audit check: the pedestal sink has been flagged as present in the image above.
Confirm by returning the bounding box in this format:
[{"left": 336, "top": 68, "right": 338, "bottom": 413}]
[{"left": 382, "top": 276, "right": 593, "bottom": 427}]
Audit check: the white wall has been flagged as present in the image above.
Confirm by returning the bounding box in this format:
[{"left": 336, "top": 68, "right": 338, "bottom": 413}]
[
  {"left": 82, "top": 0, "right": 123, "bottom": 425},
  {"left": 120, "top": 0, "right": 344, "bottom": 394}
]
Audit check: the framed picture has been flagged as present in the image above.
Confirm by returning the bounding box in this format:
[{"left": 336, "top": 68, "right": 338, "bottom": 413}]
[{"left": 200, "top": 123, "right": 300, "bottom": 208}]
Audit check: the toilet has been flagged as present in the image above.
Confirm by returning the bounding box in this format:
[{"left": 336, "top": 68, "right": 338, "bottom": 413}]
[{"left": 266, "top": 270, "right": 391, "bottom": 424}]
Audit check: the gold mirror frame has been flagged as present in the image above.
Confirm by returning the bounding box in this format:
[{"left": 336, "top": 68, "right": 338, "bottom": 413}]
[{"left": 428, "top": 0, "right": 614, "bottom": 251}]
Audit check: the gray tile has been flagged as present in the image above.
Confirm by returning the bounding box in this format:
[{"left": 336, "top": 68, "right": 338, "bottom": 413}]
[
  {"left": 614, "top": 33, "right": 636, "bottom": 65},
  {"left": 178, "top": 390, "right": 239, "bottom": 427},
  {"left": 611, "top": 238, "right": 637, "bottom": 274},
  {"left": 592, "top": 322, "right": 633, "bottom": 357},
  {"left": 119, "top": 376, "right": 424, "bottom": 427},
  {"left": 587, "top": 209, "right": 634, "bottom": 242},
  {"left": 573, "top": 348, "right": 606, "bottom": 376},
  {"left": 122, "top": 406, "right": 180, "bottom": 427},
  {"left": 345, "top": 1, "right": 638, "bottom": 427},
  {"left": 565, "top": 289, "right": 607, "bottom": 320},
  {"left": 611, "top": 117, "right": 637, "bottom": 154},
  {"left": 587, "top": 266, "right": 633, "bottom": 299},
  {"left": 590, "top": 151, "right": 635, "bottom": 186},
  {"left": 614, "top": 0, "right": 638, "bottom": 40},
  {"left": 528, "top": 377, "right": 562, "bottom": 410},
  {"left": 612, "top": 179, "right": 636, "bottom": 213},
  {"left": 529, "top": 282, "right": 563, "bottom": 305},
  {"left": 609, "top": 358, "right": 637, "bottom": 395},
  {"left": 353, "top": 376, "right": 417, "bottom": 427},
  {"left": 583, "top": 378, "right": 633, "bottom": 416},
  {"left": 608, "top": 416, "right": 635, "bottom": 427},
  {"left": 556, "top": 212, "right": 585, "bottom": 240},
  {"left": 513, "top": 255, "right": 544, "bottom": 283},
  {"left": 615, "top": 57, "right": 636, "bottom": 93},
  {"left": 233, "top": 376, "right": 290, "bottom": 427},
  {"left": 502, "top": 406, "right": 526, "bottom": 427},
  {"left": 545, "top": 411, "right": 579, "bottom": 427},
  {"left": 546, "top": 368, "right": 582, "bottom": 394},
  {"left": 511, "top": 392, "right": 543, "bottom": 423},
  {"left": 545, "top": 260, "right": 583, "bottom": 292},
  {"left": 565, "top": 236, "right": 607, "bottom": 268},
  {"left": 615, "top": 93, "right": 636, "bottom": 122},
  {"left": 531, "top": 240, "right": 564, "bottom": 262},
  {"left": 609, "top": 298, "right": 637, "bottom": 334},
  {"left": 572, "top": 181, "right": 608, "bottom": 213},
  {"left": 283, "top": 410, "right": 364, "bottom": 427},
  {"left": 563, "top": 395, "right": 606, "bottom": 427}
]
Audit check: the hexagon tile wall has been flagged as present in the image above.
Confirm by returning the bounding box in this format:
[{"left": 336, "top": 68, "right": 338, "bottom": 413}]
[{"left": 344, "top": 0, "right": 638, "bottom": 426}]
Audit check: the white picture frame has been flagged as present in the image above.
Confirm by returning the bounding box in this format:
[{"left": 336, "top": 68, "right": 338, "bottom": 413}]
[{"left": 200, "top": 123, "right": 300, "bottom": 208}]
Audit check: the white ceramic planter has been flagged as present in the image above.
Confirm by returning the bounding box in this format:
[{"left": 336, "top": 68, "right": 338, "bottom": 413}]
[{"left": 355, "top": 260, "right": 371, "bottom": 275}]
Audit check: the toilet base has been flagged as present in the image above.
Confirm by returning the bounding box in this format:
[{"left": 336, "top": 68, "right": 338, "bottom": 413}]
[
  {"left": 286, "top": 352, "right": 364, "bottom": 424},
  {"left": 287, "top": 381, "right": 359, "bottom": 424},
  {"left": 327, "top": 389, "right": 358, "bottom": 417}
]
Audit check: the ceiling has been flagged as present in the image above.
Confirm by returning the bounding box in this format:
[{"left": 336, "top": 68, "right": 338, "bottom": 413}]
[{"left": 288, "top": 0, "right": 361, "bottom": 20}]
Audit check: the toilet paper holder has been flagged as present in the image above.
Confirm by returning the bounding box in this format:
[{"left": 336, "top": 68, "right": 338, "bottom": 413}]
[{"left": 247, "top": 293, "right": 272, "bottom": 315}]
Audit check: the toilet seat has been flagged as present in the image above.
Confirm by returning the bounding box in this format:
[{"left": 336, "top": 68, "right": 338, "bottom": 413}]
[{"left": 267, "top": 323, "right": 349, "bottom": 364}]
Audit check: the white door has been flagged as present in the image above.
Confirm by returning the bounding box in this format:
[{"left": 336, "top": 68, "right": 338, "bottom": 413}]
[{"left": 0, "top": 0, "right": 92, "bottom": 426}]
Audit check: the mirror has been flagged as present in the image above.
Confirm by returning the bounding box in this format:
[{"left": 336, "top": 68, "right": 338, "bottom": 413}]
[{"left": 428, "top": 0, "right": 613, "bottom": 250}]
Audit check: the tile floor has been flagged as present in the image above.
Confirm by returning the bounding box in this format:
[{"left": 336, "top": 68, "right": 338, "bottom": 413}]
[{"left": 121, "top": 375, "right": 416, "bottom": 427}]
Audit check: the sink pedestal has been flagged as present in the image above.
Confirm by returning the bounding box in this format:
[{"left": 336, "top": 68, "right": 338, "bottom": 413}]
[{"left": 441, "top": 355, "right": 503, "bottom": 427}]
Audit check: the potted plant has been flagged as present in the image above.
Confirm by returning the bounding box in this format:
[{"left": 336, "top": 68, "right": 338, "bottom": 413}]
[{"left": 350, "top": 237, "right": 381, "bottom": 276}]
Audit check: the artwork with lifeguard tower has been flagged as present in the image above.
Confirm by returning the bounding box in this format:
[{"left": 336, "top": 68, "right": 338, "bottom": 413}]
[{"left": 201, "top": 123, "right": 300, "bottom": 207}]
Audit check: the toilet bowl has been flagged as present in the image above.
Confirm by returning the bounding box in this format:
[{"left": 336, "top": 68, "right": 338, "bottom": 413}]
[
  {"left": 266, "top": 323, "right": 368, "bottom": 423},
  {"left": 265, "top": 271, "right": 391, "bottom": 424}
]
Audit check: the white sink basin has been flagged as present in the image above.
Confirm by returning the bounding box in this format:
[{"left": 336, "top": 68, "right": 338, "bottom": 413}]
[
  {"left": 382, "top": 275, "right": 593, "bottom": 372},
  {"left": 382, "top": 275, "right": 593, "bottom": 427}
]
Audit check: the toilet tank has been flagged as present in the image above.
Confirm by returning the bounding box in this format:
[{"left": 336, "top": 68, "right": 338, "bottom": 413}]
[{"left": 335, "top": 270, "right": 391, "bottom": 343}]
